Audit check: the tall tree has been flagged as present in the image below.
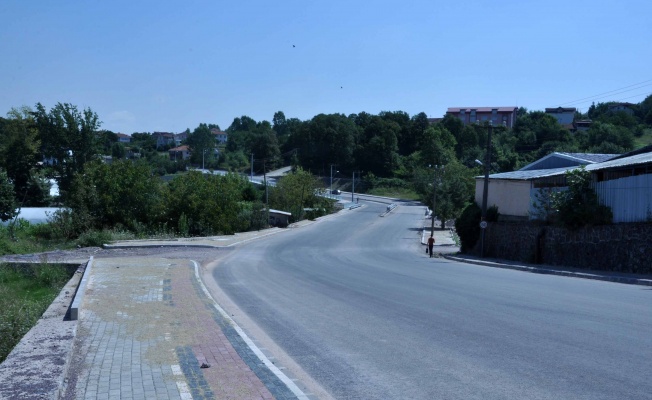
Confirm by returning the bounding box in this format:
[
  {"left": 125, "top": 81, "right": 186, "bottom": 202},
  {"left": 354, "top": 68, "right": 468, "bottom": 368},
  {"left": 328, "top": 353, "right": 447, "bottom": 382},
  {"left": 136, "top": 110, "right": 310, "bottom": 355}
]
[
  {"left": 1, "top": 107, "right": 41, "bottom": 202},
  {"left": 0, "top": 169, "right": 18, "bottom": 222},
  {"left": 187, "top": 123, "right": 216, "bottom": 167},
  {"left": 34, "top": 102, "right": 101, "bottom": 198}
]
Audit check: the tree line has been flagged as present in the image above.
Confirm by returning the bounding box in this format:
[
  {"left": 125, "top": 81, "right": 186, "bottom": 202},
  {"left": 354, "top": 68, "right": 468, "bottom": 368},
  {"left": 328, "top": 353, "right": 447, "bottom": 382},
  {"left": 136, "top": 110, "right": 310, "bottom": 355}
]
[{"left": 1, "top": 95, "right": 651, "bottom": 239}]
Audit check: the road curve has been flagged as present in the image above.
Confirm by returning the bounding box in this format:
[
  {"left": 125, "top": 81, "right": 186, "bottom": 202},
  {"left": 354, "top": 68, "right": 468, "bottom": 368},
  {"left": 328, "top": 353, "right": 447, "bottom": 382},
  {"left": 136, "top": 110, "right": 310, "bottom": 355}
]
[{"left": 209, "top": 201, "right": 652, "bottom": 400}]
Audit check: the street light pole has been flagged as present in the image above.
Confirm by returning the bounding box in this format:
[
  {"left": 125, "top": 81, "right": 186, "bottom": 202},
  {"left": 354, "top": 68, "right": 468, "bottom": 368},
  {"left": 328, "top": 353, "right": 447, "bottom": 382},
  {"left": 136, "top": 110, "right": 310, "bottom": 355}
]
[
  {"left": 429, "top": 165, "right": 444, "bottom": 236},
  {"left": 202, "top": 149, "right": 205, "bottom": 170},
  {"left": 481, "top": 124, "right": 493, "bottom": 257},
  {"left": 330, "top": 164, "right": 337, "bottom": 197}
]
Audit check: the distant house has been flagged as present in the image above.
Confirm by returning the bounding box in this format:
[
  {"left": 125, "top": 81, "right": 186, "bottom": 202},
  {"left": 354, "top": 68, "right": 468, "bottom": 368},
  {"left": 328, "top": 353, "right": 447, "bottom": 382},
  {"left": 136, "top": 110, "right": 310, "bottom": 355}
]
[
  {"left": 211, "top": 128, "right": 228, "bottom": 144},
  {"left": 116, "top": 133, "right": 131, "bottom": 143},
  {"left": 446, "top": 107, "right": 518, "bottom": 128},
  {"left": 574, "top": 119, "right": 592, "bottom": 132},
  {"left": 545, "top": 107, "right": 576, "bottom": 129},
  {"left": 169, "top": 145, "right": 191, "bottom": 160},
  {"left": 152, "top": 132, "right": 176, "bottom": 148},
  {"left": 175, "top": 131, "right": 189, "bottom": 146},
  {"left": 607, "top": 102, "right": 635, "bottom": 115}
]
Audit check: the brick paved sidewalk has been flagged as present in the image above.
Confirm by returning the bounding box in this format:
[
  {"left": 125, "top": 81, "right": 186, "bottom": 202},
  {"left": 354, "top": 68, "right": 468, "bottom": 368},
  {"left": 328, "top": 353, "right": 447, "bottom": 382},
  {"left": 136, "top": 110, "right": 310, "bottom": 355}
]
[{"left": 62, "top": 257, "right": 299, "bottom": 400}]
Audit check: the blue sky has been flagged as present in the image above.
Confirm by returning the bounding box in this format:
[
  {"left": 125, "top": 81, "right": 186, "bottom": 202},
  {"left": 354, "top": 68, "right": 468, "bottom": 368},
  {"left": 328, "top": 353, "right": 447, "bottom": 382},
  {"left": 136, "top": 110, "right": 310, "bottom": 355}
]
[{"left": 1, "top": 1, "right": 651, "bottom": 134}]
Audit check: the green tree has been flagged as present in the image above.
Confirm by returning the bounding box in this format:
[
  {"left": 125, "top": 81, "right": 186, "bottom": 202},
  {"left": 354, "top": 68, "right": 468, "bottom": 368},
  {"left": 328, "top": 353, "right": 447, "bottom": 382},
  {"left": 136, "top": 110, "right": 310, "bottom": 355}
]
[
  {"left": 418, "top": 125, "right": 457, "bottom": 166},
  {"left": 67, "top": 160, "right": 165, "bottom": 233},
  {"left": 0, "top": 107, "right": 41, "bottom": 203},
  {"left": 549, "top": 166, "right": 612, "bottom": 229},
  {"left": 165, "top": 172, "right": 252, "bottom": 235},
  {"left": 187, "top": 123, "right": 216, "bottom": 167},
  {"left": 286, "top": 113, "right": 357, "bottom": 174},
  {"left": 34, "top": 102, "right": 101, "bottom": 198},
  {"left": 415, "top": 161, "right": 474, "bottom": 229},
  {"left": 269, "top": 167, "right": 328, "bottom": 222},
  {"left": 579, "top": 121, "right": 634, "bottom": 153},
  {"left": 357, "top": 116, "right": 401, "bottom": 176},
  {"left": 0, "top": 169, "right": 18, "bottom": 222}
]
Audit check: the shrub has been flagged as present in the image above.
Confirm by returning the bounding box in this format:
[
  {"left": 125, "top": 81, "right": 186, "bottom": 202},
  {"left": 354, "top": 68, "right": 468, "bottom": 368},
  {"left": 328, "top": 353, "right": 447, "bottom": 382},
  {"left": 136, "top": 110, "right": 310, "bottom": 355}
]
[
  {"left": 455, "top": 203, "right": 499, "bottom": 253},
  {"left": 76, "top": 230, "right": 113, "bottom": 247}
]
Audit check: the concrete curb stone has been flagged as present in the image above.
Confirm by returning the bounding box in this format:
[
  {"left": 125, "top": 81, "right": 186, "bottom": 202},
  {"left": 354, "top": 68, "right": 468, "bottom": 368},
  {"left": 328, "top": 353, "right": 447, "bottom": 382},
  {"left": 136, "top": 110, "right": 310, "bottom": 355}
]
[{"left": 442, "top": 254, "right": 652, "bottom": 287}]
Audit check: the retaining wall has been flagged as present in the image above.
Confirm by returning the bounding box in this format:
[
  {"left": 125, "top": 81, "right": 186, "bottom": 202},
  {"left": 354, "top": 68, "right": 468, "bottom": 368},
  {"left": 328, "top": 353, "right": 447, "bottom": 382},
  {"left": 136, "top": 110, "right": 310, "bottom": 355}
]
[{"left": 472, "top": 222, "right": 652, "bottom": 274}]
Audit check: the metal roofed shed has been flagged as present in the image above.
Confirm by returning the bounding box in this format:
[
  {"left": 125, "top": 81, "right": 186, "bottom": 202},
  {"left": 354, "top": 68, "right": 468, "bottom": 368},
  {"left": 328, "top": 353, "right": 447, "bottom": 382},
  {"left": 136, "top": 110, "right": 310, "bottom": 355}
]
[
  {"left": 519, "top": 152, "right": 618, "bottom": 171},
  {"left": 267, "top": 208, "right": 292, "bottom": 227},
  {"left": 474, "top": 167, "right": 575, "bottom": 220}
]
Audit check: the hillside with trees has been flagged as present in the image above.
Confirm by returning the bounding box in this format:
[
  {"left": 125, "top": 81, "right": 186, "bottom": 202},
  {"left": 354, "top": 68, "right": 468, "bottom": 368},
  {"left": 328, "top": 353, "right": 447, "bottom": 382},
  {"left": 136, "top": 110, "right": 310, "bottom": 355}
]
[{"left": 0, "top": 95, "right": 650, "bottom": 246}]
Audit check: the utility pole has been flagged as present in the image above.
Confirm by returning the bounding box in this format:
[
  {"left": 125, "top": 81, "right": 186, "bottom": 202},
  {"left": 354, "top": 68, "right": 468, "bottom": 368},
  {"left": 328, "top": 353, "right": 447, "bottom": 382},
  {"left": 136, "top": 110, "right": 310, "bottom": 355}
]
[
  {"left": 481, "top": 123, "right": 493, "bottom": 257},
  {"left": 263, "top": 159, "right": 269, "bottom": 227},
  {"left": 430, "top": 166, "right": 438, "bottom": 237},
  {"left": 351, "top": 171, "right": 355, "bottom": 202},
  {"left": 330, "top": 164, "right": 337, "bottom": 196},
  {"left": 250, "top": 153, "right": 253, "bottom": 180}
]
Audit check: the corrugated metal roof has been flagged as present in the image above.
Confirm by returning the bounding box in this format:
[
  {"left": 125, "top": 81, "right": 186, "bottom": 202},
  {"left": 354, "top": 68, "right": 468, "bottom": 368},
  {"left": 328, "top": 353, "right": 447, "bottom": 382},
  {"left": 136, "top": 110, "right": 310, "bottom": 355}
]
[
  {"left": 557, "top": 152, "right": 618, "bottom": 163},
  {"left": 586, "top": 151, "right": 652, "bottom": 171},
  {"left": 475, "top": 167, "right": 573, "bottom": 181}
]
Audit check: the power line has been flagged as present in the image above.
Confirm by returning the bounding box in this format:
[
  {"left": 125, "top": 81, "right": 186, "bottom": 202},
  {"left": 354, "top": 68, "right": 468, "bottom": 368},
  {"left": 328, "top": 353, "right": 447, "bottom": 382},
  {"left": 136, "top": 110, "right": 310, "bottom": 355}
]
[
  {"left": 564, "top": 91, "right": 652, "bottom": 110},
  {"left": 558, "top": 79, "right": 652, "bottom": 107}
]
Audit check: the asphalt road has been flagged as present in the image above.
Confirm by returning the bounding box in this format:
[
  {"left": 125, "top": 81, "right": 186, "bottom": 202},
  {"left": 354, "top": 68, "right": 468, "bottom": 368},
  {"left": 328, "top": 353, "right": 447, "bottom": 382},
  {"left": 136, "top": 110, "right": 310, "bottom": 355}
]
[{"left": 211, "top": 201, "right": 652, "bottom": 400}]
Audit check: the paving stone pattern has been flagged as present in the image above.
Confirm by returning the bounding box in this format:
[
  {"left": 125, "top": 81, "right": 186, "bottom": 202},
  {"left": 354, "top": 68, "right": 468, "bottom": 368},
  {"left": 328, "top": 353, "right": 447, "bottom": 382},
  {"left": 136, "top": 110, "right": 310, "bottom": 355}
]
[{"left": 64, "top": 257, "right": 290, "bottom": 399}]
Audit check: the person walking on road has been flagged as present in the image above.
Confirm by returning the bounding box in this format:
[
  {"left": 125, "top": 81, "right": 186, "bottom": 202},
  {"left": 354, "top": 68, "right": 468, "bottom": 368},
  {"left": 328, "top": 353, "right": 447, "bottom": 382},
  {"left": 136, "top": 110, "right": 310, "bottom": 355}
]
[{"left": 427, "top": 235, "right": 435, "bottom": 258}]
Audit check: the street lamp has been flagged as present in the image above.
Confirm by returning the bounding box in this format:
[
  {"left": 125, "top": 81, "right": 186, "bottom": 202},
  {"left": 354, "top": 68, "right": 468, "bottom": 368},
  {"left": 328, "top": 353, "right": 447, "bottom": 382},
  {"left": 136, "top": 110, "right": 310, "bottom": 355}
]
[
  {"left": 429, "top": 165, "right": 444, "bottom": 237},
  {"left": 480, "top": 124, "right": 493, "bottom": 257},
  {"left": 330, "top": 165, "right": 338, "bottom": 197}
]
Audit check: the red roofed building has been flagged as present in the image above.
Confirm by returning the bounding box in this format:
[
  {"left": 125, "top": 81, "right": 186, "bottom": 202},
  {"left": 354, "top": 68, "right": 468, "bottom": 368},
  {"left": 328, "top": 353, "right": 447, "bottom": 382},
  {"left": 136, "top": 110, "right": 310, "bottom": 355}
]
[{"left": 446, "top": 107, "right": 518, "bottom": 128}]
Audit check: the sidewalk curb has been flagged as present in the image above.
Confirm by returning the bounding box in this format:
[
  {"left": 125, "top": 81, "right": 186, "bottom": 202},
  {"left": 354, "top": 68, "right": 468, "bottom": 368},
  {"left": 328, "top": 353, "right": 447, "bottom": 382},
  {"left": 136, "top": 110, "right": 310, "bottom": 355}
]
[
  {"left": 442, "top": 254, "right": 652, "bottom": 287},
  {"left": 69, "top": 256, "right": 93, "bottom": 320},
  {"left": 191, "top": 261, "right": 311, "bottom": 400}
]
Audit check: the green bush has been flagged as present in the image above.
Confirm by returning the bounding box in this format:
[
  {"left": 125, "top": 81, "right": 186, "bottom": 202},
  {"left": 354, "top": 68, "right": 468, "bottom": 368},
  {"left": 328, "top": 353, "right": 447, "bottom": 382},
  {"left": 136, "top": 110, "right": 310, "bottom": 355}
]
[
  {"left": 455, "top": 203, "right": 499, "bottom": 253},
  {"left": 76, "top": 230, "right": 113, "bottom": 247}
]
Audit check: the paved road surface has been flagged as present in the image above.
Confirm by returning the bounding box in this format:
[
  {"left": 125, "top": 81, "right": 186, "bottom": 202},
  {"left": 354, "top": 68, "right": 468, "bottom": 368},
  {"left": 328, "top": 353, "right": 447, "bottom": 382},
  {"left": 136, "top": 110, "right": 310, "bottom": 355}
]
[{"left": 210, "top": 201, "right": 652, "bottom": 400}]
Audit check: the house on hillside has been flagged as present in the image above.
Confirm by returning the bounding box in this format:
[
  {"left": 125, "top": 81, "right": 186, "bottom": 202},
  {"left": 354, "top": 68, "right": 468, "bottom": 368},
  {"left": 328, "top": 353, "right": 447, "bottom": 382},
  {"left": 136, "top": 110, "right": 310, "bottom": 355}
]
[
  {"left": 574, "top": 119, "right": 592, "bottom": 132},
  {"left": 169, "top": 145, "right": 191, "bottom": 160},
  {"left": 446, "top": 107, "right": 518, "bottom": 128},
  {"left": 116, "top": 133, "right": 131, "bottom": 143},
  {"left": 607, "top": 102, "right": 635, "bottom": 115},
  {"left": 211, "top": 128, "right": 228, "bottom": 144},
  {"left": 152, "top": 132, "right": 176, "bottom": 148},
  {"left": 545, "top": 107, "right": 576, "bottom": 130},
  {"left": 175, "top": 131, "right": 189, "bottom": 146}
]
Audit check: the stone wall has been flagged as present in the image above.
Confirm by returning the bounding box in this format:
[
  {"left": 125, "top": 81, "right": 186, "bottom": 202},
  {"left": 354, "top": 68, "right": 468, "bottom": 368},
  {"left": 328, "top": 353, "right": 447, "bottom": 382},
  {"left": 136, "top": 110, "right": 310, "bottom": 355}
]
[{"left": 472, "top": 222, "right": 652, "bottom": 274}]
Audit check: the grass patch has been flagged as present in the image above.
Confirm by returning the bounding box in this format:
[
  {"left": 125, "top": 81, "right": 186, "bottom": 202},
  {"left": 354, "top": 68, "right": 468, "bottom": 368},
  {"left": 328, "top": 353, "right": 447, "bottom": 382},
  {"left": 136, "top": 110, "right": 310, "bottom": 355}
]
[
  {"left": 366, "top": 187, "right": 420, "bottom": 200},
  {"left": 0, "top": 263, "right": 75, "bottom": 363},
  {"left": 634, "top": 128, "right": 652, "bottom": 148},
  {"left": 0, "top": 220, "right": 75, "bottom": 256}
]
